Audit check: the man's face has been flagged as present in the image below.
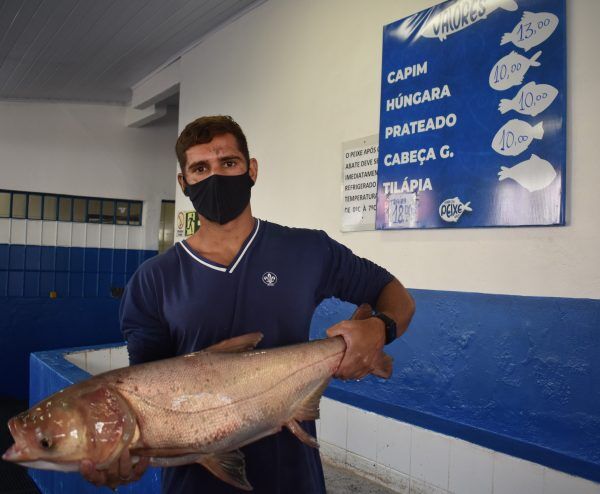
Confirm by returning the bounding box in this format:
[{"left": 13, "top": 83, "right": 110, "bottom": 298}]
[{"left": 178, "top": 133, "right": 257, "bottom": 187}]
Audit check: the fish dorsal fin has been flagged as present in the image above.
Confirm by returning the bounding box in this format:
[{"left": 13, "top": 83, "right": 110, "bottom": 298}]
[
  {"left": 203, "top": 333, "right": 264, "bottom": 353},
  {"left": 285, "top": 419, "right": 319, "bottom": 449},
  {"left": 196, "top": 450, "right": 252, "bottom": 491},
  {"left": 293, "top": 377, "right": 331, "bottom": 422}
]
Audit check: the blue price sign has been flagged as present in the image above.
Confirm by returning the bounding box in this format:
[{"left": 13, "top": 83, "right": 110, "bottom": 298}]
[{"left": 376, "top": 0, "right": 566, "bottom": 229}]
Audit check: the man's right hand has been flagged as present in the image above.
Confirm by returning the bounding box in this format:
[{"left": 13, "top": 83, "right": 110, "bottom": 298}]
[{"left": 80, "top": 449, "right": 149, "bottom": 491}]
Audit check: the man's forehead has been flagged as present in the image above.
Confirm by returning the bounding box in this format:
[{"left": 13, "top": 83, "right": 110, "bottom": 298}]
[{"left": 185, "top": 134, "right": 241, "bottom": 161}]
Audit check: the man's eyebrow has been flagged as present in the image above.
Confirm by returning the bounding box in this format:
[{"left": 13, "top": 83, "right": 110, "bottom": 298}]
[
  {"left": 219, "top": 155, "right": 242, "bottom": 162},
  {"left": 187, "top": 159, "right": 208, "bottom": 169}
]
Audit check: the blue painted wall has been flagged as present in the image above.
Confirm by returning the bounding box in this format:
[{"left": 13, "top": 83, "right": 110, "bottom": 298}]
[
  {"left": 0, "top": 244, "right": 156, "bottom": 399},
  {"left": 310, "top": 291, "right": 600, "bottom": 482}
]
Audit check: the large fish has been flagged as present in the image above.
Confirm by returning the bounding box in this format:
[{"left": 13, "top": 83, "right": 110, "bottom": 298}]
[{"left": 3, "top": 325, "right": 392, "bottom": 490}]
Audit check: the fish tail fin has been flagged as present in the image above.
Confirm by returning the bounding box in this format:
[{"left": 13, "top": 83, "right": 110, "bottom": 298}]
[
  {"left": 498, "top": 166, "right": 511, "bottom": 181},
  {"left": 463, "top": 202, "right": 473, "bottom": 212},
  {"left": 529, "top": 50, "right": 542, "bottom": 66},
  {"left": 532, "top": 122, "right": 544, "bottom": 139},
  {"left": 499, "top": 0, "right": 518, "bottom": 11},
  {"left": 500, "top": 32, "right": 512, "bottom": 46},
  {"left": 197, "top": 451, "right": 252, "bottom": 491},
  {"left": 498, "top": 98, "right": 512, "bottom": 114}
]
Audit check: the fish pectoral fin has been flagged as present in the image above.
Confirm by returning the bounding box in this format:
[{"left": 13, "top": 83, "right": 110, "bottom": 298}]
[
  {"left": 197, "top": 450, "right": 252, "bottom": 491},
  {"left": 285, "top": 419, "right": 319, "bottom": 449},
  {"left": 203, "top": 333, "right": 264, "bottom": 353},
  {"left": 294, "top": 378, "right": 331, "bottom": 421},
  {"left": 371, "top": 352, "right": 394, "bottom": 379}
]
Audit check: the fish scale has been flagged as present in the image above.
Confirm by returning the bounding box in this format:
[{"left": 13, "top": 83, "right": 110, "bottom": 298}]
[{"left": 116, "top": 339, "right": 343, "bottom": 453}]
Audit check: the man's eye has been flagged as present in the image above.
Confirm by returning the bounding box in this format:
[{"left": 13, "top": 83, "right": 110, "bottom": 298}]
[{"left": 224, "top": 161, "right": 236, "bottom": 167}]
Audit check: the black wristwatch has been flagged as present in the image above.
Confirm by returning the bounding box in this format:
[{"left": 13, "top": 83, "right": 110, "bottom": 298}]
[{"left": 372, "top": 311, "right": 397, "bottom": 345}]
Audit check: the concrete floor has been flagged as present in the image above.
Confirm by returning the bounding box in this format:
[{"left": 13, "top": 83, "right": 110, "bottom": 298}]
[{"left": 323, "top": 460, "right": 398, "bottom": 494}]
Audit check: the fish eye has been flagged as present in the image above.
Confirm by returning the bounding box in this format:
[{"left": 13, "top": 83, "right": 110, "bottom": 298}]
[{"left": 39, "top": 437, "right": 52, "bottom": 449}]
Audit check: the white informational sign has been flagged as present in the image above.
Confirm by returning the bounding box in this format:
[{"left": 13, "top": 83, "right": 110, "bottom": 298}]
[
  {"left": 341, "top": 135, "right": 378, "bottom": 232},
  {"left": 174, "top": 162, "right": 199, "bottom": 242}
]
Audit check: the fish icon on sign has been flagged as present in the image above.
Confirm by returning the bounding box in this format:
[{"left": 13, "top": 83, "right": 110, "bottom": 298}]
[
  {"left": 498, "top": 154, "right": 557, "bottom": 192},
  {"left": 439, "top": 197, "right": 472, "bottom": 223},
  {"left": 419, "top": 0, "right": 518, "bottom": 42},
  {"left": 491, "top": 119, "right": 544, "bottom": 156},
  {"left": 489, "top": 51, "right": 541, "bottom": 91},
  {"left": 498, "top": 81, "right": 558, "bottom": 116},
  {"left": 501, "top": 11, "right": 559, "bottom": 51}
]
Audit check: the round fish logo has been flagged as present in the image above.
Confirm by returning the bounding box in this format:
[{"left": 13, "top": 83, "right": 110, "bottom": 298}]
[
  {"left": 439, "top": 197, "right": 472, "bottom": 223},
  {"left": 262, "top": 272, "right": 278, "bottom": 287}
]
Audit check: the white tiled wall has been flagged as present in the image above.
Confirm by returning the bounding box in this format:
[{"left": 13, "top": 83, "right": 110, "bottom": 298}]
[
  {"left": 319, "top": 398, "right": 600, "bottom": 494},
  {"left": 2, "top": 218, "right": 148, "bottom": 249},
  {"left": 0, "top": 218, "right": 9, "bottom": 243},
  {"left": 11, "top": 219, "right": 27, "bottom": 244},
  {"left": 41, "top": 221, "right": 57, "bottom": 245},
  {"left": 57, "top": 222, "right": 72, "bottom": 247},
  {"left": 100, "top": 224, "right": 115, "bottom": 249},
  {"left": 71, "top": 222, "right": 87, "bottom": 247},
  {"left": 64, "top": 345, "right": 130, "bottom": 375},
  {"left": 26, "top": 220, "right": 43, "bottom": 244}
]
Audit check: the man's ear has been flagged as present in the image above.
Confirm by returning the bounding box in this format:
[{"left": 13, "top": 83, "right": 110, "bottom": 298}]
[
  {"left": 249, "top": 158, "right": 258, "bottom": 184},
  {"left": 177, "top": 173, "right": 188, "bottom": 195}
]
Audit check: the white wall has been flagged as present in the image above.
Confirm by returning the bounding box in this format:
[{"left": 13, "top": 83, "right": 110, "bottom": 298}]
[
  {"left": 177, "top": 0, "right": 600, "bottom": 299},
  {"left": 0, "top": 100, "right": 178, "bottom": 250}
]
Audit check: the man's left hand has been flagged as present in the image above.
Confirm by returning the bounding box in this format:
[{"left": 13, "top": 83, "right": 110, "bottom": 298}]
[{"left": 326, "top": 310, "right": 385, "bottom": 381}]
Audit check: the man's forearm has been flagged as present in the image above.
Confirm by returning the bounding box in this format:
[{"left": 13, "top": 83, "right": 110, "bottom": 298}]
[{"left": 375, "top": 278, "right": 416, "bottom": 338}]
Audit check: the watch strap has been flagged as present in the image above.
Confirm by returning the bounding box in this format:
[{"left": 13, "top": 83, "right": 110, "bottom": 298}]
[{"left": 372, "top": 311, "right": 397, "bottom": 345}]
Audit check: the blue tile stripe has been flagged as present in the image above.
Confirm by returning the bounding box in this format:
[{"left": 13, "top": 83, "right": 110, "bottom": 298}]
[{"left": 0, "top": 244, "right": 157, "bottom": 298}]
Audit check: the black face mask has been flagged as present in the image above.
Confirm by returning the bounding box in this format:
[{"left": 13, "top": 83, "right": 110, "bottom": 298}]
[{"left": 184, "top": 169, "right": 254, "bottom": 225}]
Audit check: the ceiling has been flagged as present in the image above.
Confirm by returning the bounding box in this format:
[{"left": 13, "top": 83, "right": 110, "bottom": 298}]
[{"left": 0, "top": 0, "right": 261, "bottom": 104}]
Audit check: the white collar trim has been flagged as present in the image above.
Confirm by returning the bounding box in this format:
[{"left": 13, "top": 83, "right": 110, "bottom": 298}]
[
  {"left": 178, "top": 219, "right": 261, "bottom": 274},
  {"left": 229, "top": 218, "right": 261, "bottom": 273}
]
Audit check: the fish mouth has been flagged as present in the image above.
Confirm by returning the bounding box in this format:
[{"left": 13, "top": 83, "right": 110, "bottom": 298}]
[
  {"left": 2, "top": 443, "right": 30, "bottom": 463},
  {"left": 3, "top": 417, "right": 31, "bottom": 463}
]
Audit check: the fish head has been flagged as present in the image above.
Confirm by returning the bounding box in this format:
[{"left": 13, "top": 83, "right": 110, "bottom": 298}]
[
  {"left": 3, "top": 393, "right": 91, "bottom": 468},
  {"left": 3, "top": 384, "right": 136, "bottom": 470}
]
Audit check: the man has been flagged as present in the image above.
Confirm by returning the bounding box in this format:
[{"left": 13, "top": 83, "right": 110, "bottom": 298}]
[{"left": 82, "top": 115, "right": 415, "bottom": 493}]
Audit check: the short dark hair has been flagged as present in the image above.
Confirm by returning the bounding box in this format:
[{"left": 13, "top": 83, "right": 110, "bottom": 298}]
[{"left": 175, "top": 115, "right": 250, "bottom": 172}]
